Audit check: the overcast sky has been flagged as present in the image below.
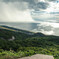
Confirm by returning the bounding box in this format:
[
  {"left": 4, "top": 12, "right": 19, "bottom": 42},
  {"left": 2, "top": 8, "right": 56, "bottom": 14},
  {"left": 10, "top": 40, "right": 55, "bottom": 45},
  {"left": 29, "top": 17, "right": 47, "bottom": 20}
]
[
  {"left": 0, "top": 0, "right": 59, "bottom": 22},
  {"left": 0, "top": 0, "right": 59, "bottom": 36}
]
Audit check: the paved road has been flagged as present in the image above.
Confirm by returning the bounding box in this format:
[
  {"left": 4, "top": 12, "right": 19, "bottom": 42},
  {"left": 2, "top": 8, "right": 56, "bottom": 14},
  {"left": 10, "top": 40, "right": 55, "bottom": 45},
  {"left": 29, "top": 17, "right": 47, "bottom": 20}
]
[{"left": 18, "top": 54, "right": 54, "bottom": 59}]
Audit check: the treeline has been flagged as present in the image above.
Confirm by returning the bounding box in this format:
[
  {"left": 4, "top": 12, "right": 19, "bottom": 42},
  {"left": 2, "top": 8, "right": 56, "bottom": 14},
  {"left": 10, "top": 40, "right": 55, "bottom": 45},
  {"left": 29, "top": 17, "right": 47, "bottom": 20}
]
[
  {"left": 0, "top": 29, "right": 31, "bottom": 40},
  {"left": 0, "top": 36, "right": 59, "bottom": 50},
  {"left": 0, "top": 29, "right": 59, "bottom": 59}
]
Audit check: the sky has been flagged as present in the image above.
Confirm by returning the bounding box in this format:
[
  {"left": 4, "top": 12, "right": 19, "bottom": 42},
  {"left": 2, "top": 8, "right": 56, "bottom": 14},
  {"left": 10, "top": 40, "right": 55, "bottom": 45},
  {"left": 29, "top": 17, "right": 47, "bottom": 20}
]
[
  {"left": 0, "top": 0, "right": 59, "bottom": 36},
  {"left": 0, "top": 0, "right": 59, "bottom": 22}
]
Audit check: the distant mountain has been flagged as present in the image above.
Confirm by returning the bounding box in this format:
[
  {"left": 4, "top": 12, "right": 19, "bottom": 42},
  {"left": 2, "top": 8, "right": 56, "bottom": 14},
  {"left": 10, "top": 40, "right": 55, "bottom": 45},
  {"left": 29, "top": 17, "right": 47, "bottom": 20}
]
[{"left": 0, "top": 25, "right": 58, "bottom": 40}]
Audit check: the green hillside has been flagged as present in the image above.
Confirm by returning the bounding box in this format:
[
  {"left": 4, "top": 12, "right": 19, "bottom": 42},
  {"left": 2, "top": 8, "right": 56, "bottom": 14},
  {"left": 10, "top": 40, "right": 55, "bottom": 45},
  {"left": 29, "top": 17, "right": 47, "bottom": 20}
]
[{"left": 0, "top": 26, "right": 59, "bottom": 59}]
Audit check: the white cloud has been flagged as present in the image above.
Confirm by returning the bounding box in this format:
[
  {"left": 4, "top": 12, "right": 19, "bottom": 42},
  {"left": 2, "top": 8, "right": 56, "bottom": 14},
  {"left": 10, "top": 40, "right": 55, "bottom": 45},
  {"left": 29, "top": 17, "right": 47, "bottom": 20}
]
[
  {"left": 35, "top": 22, "right": 59, "bottom": 35},
  {"left": 39, "top": 22, "right": 59, "bottom": 28},
  {"left": 41, "top": 29, "right": 54, "bottom": 35},
  {"left": 45, "top": 2, "right": 59, "bottom": 12},
  {"left": 0, "top": 1, "right": 34, "bottom": 22}
]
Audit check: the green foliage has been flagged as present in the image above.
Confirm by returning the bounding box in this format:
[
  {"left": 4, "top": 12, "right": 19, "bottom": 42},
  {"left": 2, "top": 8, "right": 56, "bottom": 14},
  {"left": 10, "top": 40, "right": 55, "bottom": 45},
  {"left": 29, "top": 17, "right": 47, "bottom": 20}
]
[{"left": 0, "top": 28, "right": 59, "bottom": 59}]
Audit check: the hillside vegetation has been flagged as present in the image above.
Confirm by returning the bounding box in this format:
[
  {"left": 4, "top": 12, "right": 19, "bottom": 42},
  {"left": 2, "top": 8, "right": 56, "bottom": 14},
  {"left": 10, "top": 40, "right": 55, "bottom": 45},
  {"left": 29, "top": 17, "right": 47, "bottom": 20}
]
[{"left": 0, "top": 26, "right": 59, "bottom": 59}]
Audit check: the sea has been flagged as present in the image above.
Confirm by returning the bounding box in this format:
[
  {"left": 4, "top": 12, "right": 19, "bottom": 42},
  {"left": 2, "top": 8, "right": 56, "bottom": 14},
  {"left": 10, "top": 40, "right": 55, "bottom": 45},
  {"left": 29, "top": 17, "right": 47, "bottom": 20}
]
[{"left": 0, "top": 22, "right": 40, "bottom": 32}]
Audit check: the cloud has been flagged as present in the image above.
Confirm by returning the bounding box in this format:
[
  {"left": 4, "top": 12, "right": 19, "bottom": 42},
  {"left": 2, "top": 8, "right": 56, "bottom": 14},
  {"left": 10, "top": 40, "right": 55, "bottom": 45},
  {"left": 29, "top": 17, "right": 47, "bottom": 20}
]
[
  {"left": 47, "top": 0, "right": 58, "bottom": 2},
  {"left": 37, "top": 2, "right": 49, "bottom": 9},
  {"left": 54, "top": 28, "right": 59, "bottom": 36},
  {"left": 1, "top": 0, "right": 29, "bottom": 11},
  {"left": 31, "top": 1, "right": 59, "bottom": 22},
  {"left": 41, "top": 29, "right": 54, "bottom": 35},
  {"left": 0, "top": 0, "right": 50, "bottom": 22},
  {"left": 36, "top": 22, "right": 59, "bottom": 36},
  {"left": 0, "top": 1, "right": 34, "bottom": 22},
  {"left": 1, "top": 0, "right": 49, "bottom": 10}
]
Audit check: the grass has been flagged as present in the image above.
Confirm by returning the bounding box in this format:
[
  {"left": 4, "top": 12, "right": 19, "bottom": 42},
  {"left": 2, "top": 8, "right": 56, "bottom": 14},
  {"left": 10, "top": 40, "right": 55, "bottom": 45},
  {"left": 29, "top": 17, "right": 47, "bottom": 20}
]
[{"left": 0, "top": 50, "right": 58, "bottom": 59}]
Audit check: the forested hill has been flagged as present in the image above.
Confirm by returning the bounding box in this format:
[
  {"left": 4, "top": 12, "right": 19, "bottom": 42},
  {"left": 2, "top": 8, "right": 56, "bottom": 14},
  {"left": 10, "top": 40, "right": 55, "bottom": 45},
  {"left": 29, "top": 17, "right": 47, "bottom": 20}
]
[
  {"left": 0, "top": 25, "right": 46, "bottom": 40},
  {"left": 0, "top": 25, "right": 59, "bottom": 59},
  {"left": 0, "top": 25, "right": 57, "bottom": 40},
  {"left": 0, "top": 25, "right": 59, "bottom": 48}
]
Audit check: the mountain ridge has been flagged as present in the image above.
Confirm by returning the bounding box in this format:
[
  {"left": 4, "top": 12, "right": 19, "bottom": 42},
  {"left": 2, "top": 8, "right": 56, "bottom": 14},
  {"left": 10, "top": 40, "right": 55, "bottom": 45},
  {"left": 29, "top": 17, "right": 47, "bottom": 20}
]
[{"left": 0, "top": 25, "right": 57, "bottom": 37}]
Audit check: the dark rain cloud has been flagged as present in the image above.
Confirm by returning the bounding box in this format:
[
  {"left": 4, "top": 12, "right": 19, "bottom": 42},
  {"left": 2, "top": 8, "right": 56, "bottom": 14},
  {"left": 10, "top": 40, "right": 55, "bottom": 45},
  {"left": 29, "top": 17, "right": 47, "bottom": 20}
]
[
  {"left": 1, "top": 0, "right": 49, "bottom": 10},
  {"left": 47, "top": 0, "right": 57, "bottom": 2},
  {"left": 1, "top": 0, "right": 38, "bottom": 3},
  {"left": 37, "top": 2, "right": 49, "bottom": 9}
]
